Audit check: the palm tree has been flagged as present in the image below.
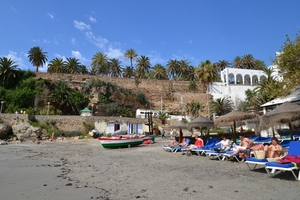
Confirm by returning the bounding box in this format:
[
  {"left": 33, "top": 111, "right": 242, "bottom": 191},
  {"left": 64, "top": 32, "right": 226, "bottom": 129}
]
[
  {"left": 48, "top": 58, "right": 65, "bottom": 73},
  {"left": 92, "top": 52, "right": 109, "bottom": 75},
  {"left": 233, "top": 56, "right": 243, "bottom": 69},
  {"left": 242, "top": 54, "right": 256, "bottom": 69},
  {"left": 123, "top": 66, "right": 135, "bottom": 78},
  {"left": 157, "top": 111, "right": 169, "bottom": 124},
  {"left": 48, "top": 80, "right": 75, "bottom": 114},
  {"left": 28, "top": 46, "right": 48, "bottom": 72},
  {"left": 79, "top": 65, "right": 89, "bottom": 74},
  {"left": 185, "top": 101, "right": 203, "bottom": 118},
  {"left": 215, "top": 60, "right": 230, "bottom": 73},
  {"left": 109, "top": 58, "right": 123, "bottom": 77},
  {"left": 124, "top": 48, "right": 138, "bottom": 68},
  {"left": 166, "top": 59, "right": 179, "bottom": 80},
  {"left": 0, "top": 57, "right": 20, "bottom": 88},
  {"left": 195, "top": 60, "right": 218, "bottom": 118},
  {"left": 64, "top": 58, "right": 81, "bottom": 74},
  {"left": 136, "top": 55, "right": 151, "bottom": 78},
  {"left": 150, "top": 64, "right": 167, "bottom": 80},
  {"left": 210, "top": 97, "right": 233, "bottom": 116}
]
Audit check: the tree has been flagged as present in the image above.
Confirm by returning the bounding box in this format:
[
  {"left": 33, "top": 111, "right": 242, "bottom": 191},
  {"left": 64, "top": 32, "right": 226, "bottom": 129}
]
[
  {"left": 124, "top": 48, "right": 138, "bottom": 68},
  {"left": 48, "top": 58, "right": 65, "bottom": 73},
  {"left": 157, "top": 111, "right": 169, "bottom": 124},
  {"left": 166, "top": 59, "right": 179, "bottom": 80},
  {"left": 0, "top": 57, "right": 20, "bottom": 88},
  {"left": 275, "top": 32, "right": 300, "bottom": 90},
  {"left": 123, "top": 66, "right": 135, "bottom": 78},
  {"left": 136, "top": 55, "right": 151, "bottom": 78},
  {"left": 109, "top": 58, "right": 123, "bottom": 77},
  {"left": 210, "top": 97, "right": 233, "bottom": 116},
  {"left": 64, "top": 58, "right": 81, "bottom": 74},
  {"left": 233, "top": 56, "right": 243, "bottom": 69},
  {"left": 195, "top": 60, "right": 218, "bottom": 118},
  {"left": 150, "top": 64, "right": 167, "bottom": 80},
  {"left": 28, "top": 46, "right": 48, "bottom": 72},
  {"left": 92, "top": 52, "right": 109, "bottom": 75},
  {"left": 242, "top": 54, "right": 257, "bottom": 69},
  {"left": 215, "top": 60, "right": 230, "bottom": 73},
  {"left": 185, "top": 101, "right": 203, "bottom": 118}
]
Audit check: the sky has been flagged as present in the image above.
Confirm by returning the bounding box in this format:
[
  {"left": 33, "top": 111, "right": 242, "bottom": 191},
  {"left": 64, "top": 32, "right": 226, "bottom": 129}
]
[{"left": 1, "top": 0, "right": 300, "bottom": 72}]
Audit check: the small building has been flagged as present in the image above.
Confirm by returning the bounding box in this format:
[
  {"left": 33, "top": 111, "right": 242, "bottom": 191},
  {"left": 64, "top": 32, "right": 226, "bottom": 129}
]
[{"left": 80, "top": 107, "right": 92, "bottom": 116}]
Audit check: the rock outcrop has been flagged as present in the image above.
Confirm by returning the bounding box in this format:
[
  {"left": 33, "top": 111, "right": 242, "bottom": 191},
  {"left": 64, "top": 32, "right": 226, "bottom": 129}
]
[
  {"left": 11, "top": 120, "right": 41, "bottom": 141},
  {"left": 0, "top": 122, "right": 11, "bottom": 139}
]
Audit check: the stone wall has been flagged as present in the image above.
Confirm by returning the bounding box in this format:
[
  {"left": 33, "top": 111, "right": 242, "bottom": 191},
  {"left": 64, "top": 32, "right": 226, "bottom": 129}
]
[
  {"left": 0, "top": 114, "right": 145, "bottom": 132},
  {"left": 35, "top": 73, "right": 209, "bottom": 113}
]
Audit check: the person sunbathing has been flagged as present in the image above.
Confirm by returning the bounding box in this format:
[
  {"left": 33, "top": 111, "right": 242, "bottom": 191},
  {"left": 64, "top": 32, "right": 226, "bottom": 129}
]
[
  {"left": 167, "top": 140, "right": 179, "bottom": 146},
  {"left": 264, "top": 137, "right": 283, "bottom": 158},
  {"left": 178, "top": 138, "right": 186, "bottom": 146},
  {"left": 229, "top": 135, "right": 253, "bottom": 157},
  {"left": 186, "top": 135, "right": 203, "bottom": 150}
]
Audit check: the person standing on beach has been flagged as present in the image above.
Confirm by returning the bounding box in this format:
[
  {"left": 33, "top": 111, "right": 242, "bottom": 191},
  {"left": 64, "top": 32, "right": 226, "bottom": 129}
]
[{"left": 161, "top": 128, "right": 166, "bottom": 139}]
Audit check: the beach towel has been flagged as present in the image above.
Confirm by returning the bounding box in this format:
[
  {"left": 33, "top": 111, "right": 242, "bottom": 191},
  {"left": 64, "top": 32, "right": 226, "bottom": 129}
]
[{"left": 277, "top": 155, "right": 300, "bottom": 167}]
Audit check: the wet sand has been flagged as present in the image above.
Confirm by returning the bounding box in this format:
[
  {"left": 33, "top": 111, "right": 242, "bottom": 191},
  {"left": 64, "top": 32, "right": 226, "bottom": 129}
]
[{"left": 0, "top": 137, "right": 299, "bottom": 200}]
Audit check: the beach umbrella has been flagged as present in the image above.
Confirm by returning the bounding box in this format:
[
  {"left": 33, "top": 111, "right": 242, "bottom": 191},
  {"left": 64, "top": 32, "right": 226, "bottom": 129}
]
[
  {"left": 187, "top": 116, "right": 214, "bottom": 135},
  {"left": 259, "top": 102, "right": 300, "bottom": 140},
  {"left": 169, "top": 120, "right": 188, "bottom": 143},
  {"left": 214, "top": 110, "right": 257, "bottom": 143}
]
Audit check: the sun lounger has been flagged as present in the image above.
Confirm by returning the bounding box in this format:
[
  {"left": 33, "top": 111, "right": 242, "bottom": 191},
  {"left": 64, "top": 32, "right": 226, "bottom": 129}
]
[
  {"left": 265, "top": 141, "right": 300, "bottom": 180},
  {"left": 205, "top": 149, "right": 227, "bottom": 160},
  {"left": 191, "top": 138, "right": 220, "bottom": 156},
  {"left": 252, "top": 136, "right": 272, "bottom": 144},
  {"left": 245, "top": 157, "right": 268, "bottom": 170}
]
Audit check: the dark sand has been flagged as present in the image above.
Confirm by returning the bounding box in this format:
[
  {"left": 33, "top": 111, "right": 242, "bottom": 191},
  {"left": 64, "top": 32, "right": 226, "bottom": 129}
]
[{"left": 0, "top": 137, "right": 299, "bottom": 200}]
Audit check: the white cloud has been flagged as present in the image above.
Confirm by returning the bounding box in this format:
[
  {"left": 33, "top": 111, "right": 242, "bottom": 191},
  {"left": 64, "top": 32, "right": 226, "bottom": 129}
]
[
  {"left": 5, "top": 51, "right": 26, "bottom": 70},
  {"left": 47, "top": 13, "right": 54, "bottom": 19},
  {"left": 70, "top": 38, "right": 78, "bottom": 45},
  {"left": 85, "top": 31, "right": 108, "bottom": 48},
  {"left": 106, "top": 46, "right": 123, "bottom": 59},
  {"left": 74, "top": 20, "right": 91, "bottom": 31},
  {"left": 89, "top": 16, "right": 97, "bottom": 23},
  {"left": 54, "top": 53, "right": 67, "bottom": 61},
  {"left": 148, "top": 50, "right": 165, "bottom": 65},
  {"left": 71, "top": 50, "right": 89, "bottom": 63},
  {"left": 43, "top": 39, "right": 50, "bottom": 43}
]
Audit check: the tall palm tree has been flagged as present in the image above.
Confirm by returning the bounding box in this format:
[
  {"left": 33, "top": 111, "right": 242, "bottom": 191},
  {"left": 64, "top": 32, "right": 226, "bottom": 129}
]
[
  {"left": 64, "top": 58, "right": 81, "bottom": 74},
  {"left": 150, "top": 64, "right": 167, "bottom": 80},
  {"left": 177, "top": 60, "right": 192, "bottom": 80},
  {"left": 166, "top": 59, "right": 179, "bottom": 80},
  {"left": 136, "top": 55, "right": 151, "bottom": 78},
  {"left": 28, "top": 46, "right": 48, "bottom": 72},
  {"left": 233, "top": 56, "right": 243, "bottom": 69},
  {"left": 48, "top": 58, "right": 65, "bottom": 73},
  {"left": 210, "top": 97, "right": 233, "bottom": 116},
  {"left": 79, "top": 65, "right": 89, "bottom": 74},
  {"left": 215, "top": 60, "right": 230, "bottom": 73},
  {"left": 92, "top": 52, "right": 109, "bottom": 75},
  {"left": 0, "top": 57, "right": 20, "bottom": 88},
  {"left": 242, "top": 54, "right": 256, "bottom": 69},
  {"left": 124, "top": 48, "right": 138, "bottom": 68},
  {"left": 195, "top": 60, "right": 218, "bottom": 118},
  {"left": 122, "top": 66, "right": 135, "bottom": 78},
  {"left": 109, "top": 58, "right": 123, "bottom": 77}
]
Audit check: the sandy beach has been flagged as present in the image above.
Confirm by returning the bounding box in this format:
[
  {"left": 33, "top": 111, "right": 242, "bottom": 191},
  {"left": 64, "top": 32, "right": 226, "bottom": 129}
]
[{"left": 0, "top": 137, "right": 299, "bottom": 200}]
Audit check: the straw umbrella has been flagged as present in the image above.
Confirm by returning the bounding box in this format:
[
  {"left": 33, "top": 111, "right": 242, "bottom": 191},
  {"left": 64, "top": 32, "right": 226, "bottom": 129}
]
[
  {"left": 169, "top": 120, "right": 188, "bottom": 143},
  {"left": 187, "top": 116, "right": 214, "bottom": 135},
  {"left": 259, "top": 102, "right": 300, "bottom": 140},
  {"left": 214, "top": 110, "right": 257, "bottom": 143}
]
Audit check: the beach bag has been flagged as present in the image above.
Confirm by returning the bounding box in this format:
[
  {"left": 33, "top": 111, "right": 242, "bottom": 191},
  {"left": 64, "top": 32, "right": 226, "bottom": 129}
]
[{"left": 254, "top": 150, "right": 265, "bottom": 159}]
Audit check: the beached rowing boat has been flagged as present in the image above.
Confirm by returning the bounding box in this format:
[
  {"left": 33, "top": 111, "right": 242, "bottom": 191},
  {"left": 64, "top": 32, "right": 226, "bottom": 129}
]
[{"left": 98, "top": 136, "right": 150, "bottom": 148}]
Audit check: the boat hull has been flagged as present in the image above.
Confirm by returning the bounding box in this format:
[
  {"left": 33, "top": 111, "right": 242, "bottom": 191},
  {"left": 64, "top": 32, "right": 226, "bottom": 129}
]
[{"left": 98, "top": 137, "right": 148, "bottom": 148}]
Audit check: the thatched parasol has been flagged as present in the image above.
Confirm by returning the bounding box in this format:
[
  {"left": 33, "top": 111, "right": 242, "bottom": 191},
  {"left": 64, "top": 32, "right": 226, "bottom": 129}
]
[
  {"left": 259, "top": 102, "right": 300, "bottom": 140},
  {"left": 187, "top": 116, "right": 214, "bottom": 129},
  {"left": 169, "top": 120, "right": 187, "bottom": 143},
  {"left": 214, "top": 110, "right": 257, "bottom": 143}
]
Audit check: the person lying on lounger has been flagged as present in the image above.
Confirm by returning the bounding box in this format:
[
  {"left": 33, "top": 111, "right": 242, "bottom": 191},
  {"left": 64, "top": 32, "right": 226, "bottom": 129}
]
[
  {"left": 229, "top": 135, "right": 253, "bottom": 157},
  {"left": 264, "top": 137, "right": 283, "bottom": 158},
  {"left": 186, "top": 135, "right": 204, "bottom": 150},
  {"left": 167, "top": 140, "right": 179, "bottom": 146}
]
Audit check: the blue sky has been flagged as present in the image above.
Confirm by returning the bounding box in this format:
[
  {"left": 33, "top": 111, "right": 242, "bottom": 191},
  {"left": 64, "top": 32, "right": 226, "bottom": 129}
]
[{"left": 1, "top": 0, "right": 300, "bottom": 72}]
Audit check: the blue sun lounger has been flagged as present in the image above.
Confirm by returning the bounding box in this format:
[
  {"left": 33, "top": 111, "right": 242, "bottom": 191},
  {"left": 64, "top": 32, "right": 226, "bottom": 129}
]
[{"left": 265, "top": 141, "right": 300, "bottom": 180}]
